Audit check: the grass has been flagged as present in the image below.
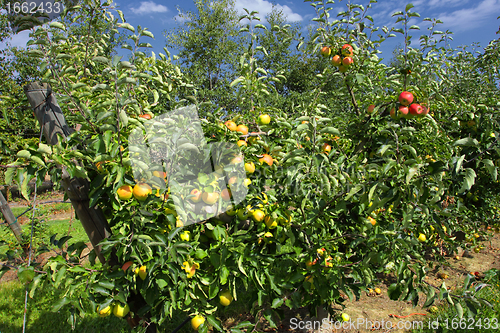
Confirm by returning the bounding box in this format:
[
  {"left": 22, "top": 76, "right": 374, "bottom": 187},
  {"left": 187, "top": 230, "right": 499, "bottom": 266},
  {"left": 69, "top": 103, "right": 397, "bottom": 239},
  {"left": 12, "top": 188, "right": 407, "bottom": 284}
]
[
  {"left": 44, "top": 218, "right": 88, "bottom": 244},
  {"left": 0, "top": 280, "right": 131, "bottom": 333},
  {"left": 411, "top": 274, "right": 500, "bottom": 333},
  {"left": 1, "top": 202, "right": 87, "bottom": 253}
]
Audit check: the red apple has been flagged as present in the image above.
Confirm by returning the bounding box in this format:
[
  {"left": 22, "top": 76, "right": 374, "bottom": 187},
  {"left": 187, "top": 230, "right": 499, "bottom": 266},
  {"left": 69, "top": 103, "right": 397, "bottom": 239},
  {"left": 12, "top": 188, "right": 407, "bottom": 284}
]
[
  {"left": 139, "top": 114, "right": 152, "bottom": 120},
  {"left": 331, "top": 55, "right": 342, "bottom": 66},
  {"left": 320, "top": 46, "right": 331, "bottom": 57},
  {"left": 341, "top": 44, "right": 353, "bottom": 56},
  {"left": 367, "top": 105, "right": 375, "bottom": 114},
  {"left": 398, "top": 105, "right": 409, "bottom": 118},
  {"left": 409, "top": 103, "right": 424, "bottom": 117},
  {"left": 421, "top": 104, "right": 430, "bottom": 117},
  {"left": 398, "top": 91, "right": 414, "bottom": 106},
  {"left": 342, "top": 57, "right": 354, "bottom": 67},
  {"left": 390, "top": 108, "right": 398, "bottom": 120}
]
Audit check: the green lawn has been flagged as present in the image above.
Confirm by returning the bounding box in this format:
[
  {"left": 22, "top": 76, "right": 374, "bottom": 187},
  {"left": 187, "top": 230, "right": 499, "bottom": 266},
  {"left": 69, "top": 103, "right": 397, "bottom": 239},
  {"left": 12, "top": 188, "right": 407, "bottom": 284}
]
[
  {"left": 1, "top": 205, "right": 88, "bottom": 251},
  {"left": 0, "top": 280, "right": 131, "bottom": 333}
]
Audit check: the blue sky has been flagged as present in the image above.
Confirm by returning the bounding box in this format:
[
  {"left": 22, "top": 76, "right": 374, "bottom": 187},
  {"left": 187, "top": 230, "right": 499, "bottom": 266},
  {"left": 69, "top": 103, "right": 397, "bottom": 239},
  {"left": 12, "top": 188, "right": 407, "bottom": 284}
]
[{"left": 2, "top": 0, "right": 500, "bottom": 63}]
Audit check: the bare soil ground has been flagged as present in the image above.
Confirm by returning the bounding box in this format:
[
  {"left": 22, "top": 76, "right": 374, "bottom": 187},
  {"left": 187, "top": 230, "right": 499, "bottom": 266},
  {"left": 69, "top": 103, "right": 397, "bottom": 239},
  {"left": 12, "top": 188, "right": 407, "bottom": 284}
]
[{"left": 270, "top": 232, "right": 500, "bottom": 333}]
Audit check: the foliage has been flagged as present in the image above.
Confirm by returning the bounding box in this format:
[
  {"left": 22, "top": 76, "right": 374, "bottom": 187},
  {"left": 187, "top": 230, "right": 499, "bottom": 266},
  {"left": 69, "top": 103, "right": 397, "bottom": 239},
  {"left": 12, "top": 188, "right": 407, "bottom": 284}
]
[
  {"left": 1, "top": 0, "right": 500, "bottom": 331},
  {"left": 412, "top": 269, "right": 500, "bottom": 333}
]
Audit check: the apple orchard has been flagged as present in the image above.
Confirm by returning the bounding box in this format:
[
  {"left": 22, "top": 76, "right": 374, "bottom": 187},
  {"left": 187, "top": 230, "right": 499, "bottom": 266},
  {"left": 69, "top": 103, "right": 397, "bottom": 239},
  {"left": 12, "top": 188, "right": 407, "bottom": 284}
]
[{"left": 3, "top": 0, "right": 500, "bottom": 332}]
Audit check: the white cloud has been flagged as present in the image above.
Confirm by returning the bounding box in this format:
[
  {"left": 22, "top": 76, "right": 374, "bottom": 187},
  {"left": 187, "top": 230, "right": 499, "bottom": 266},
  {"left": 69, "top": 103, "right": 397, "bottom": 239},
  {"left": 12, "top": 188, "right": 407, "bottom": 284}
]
[
  {"left": 436, "top": 0, "right": 500, "bottom": 32},
  {"left": 234, "top": 0, "right": 302, "bottom": 22},
  {"left": 130, "top": 1, "right": 168, "bottom": 15},
  {"left": 0, "top": 30, "right": 32, "bottom": 49},
  {"left": 173, "top": 14, "right": 190, "bottom": 23},
  {"left": 428, "top": 0, "right": 470, "bottom": 8}
]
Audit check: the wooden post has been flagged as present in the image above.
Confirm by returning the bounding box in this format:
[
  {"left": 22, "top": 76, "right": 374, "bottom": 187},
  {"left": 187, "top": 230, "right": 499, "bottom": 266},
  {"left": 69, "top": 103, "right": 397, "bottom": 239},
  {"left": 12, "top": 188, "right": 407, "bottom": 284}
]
[
  {"left": 0, "top": 191, "right": 23, "bottom": 243},
  {"left": 23, "top": 82, "right": 111, "bottom": 264}
]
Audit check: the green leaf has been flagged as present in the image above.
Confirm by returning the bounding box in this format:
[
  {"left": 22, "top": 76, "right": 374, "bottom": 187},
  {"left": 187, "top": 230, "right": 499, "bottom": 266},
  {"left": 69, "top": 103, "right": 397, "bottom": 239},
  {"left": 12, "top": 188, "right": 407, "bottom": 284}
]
[
  {"left": 49, "top": 22, "right": 66, "bottom": 30},
  {"left": 345, "top": 185, "right": 362, "bottom": 200},
  {"left": 117, "top": 23, "right": 135, "bottom": 32},
  {"left": 17, "top": 266, "right": 35, "bottom": 284},
  {"left": 29, "top": 155, "right": 45, "bottom": 167},
  {"left": 230, "top": 77, "right": 244, "bottom": 88},
  {"left": 409, "top": 25, "right": 420, "bottom": 30},
  {"left": 28, "top": 49, "right": 44, "bottom": 58},
  {"left": 37, "top": 143, "right": 52, "bottom": 155},
  {"left": 405, "top": 3, "right": 414, "bottom": 12},
  {"left": 368, "top": 184, "right": 377, "bottom": 202},
  {"left": 51, "top": 297, "right": 70, "bottom": 312},
  {"left": 459, "top": 168, "right": 476, "bottom": 193},
  {"left": 271, "top": 298, "right": 284, "bottom": 308},
  {"left": 377, "top": 144, "right": 391, "bottom": 156},
  {"left": 207, "top": 315, "right": 223, "bottom": 331},
  {"left": 387, "top": 283, "right": 401, "bottom": 300},
  {"left": 454, "top": 302, "right": 464, "bottom": 318},
  {"left": 483, "top": 159, "right": 497, "bottom": 181},
  {"left": 406, "top": 167, "right": 418, "bottom": 184},
  {"left": 402, "top": 145, "right": 417, "bottom": 159},
  {"left": 453, "top": 138, "right": 479, "bottom": 147},
  {"left": 423, "top": 286, "right": 435, "bottom": 307},
  {"left": 93, "top": 56, "right": 110, "bottom": 65},
  {"left": 29, "top": 274, "right": 43, "bottom": 298},
  {"left": 455, "top": 155, "right": 465, "bottom": 174},
  {"left": 17, "top": 150, "right": 31, "bottom": 159},
  {"left": 237, "top": 255, "right": 247, "bottom": 276},
  {"left": 320, "top": 127, "right": 340, "bottom": 135},
  {"left": 233, "top": 321, "right": 254, "bottom": 329},
  {"left": 5, "top": 164, "right": 18, "bottom": 185},
  {"left": 220, "top": 266, "right": 229, "bottom": 285},
  {"left": 92, "top": 84, "right": 111, "bottom": 91},
  {"left": 140, "top": 30, "right": 155, "bottom": 39}
]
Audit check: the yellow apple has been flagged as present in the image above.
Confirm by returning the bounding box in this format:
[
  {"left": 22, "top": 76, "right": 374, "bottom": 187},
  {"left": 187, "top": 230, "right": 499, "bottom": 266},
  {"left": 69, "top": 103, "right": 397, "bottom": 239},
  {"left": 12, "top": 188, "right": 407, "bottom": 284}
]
[
  {"left": 252, "top": 209, "right": 265, "bottom": 223},
  {"left": 225, "top": 121, "right": 237, "bottom": 131},
  {"left": 244, "top": 162, "right": 255, "bottom": 174},
  {"left": 191, "top": 315, "right": 205, "bottom": 331},
  {"left": 264, "top": 216, "right": 277, "bottom": 229},
  {"left": 258, "top": 114, "right": 271, "bottom": 125},
  {"left": 117, "top": 185, "right": 133, "bottom": 201},
  {"left": 236, "top": 124, "right": 248, "bottom": 135},
  {"left": 133, "top": 183, "right": 152, "bottom": 201},
  {"left": 112, "top": 303, "right": 130, "bottom": 318},
  {"left": 137, "top": 265, "right": 147, "bottom": 280},
  {"left": 189, "top": 189, "right": 202, "bottom": 203},
  {"left": 97, "top": 305, "right": 112, "bottom": 317},
  {"left": 219, "top": 290, "right": 233, "bottom": 306},
  {"left": 180, "top": 231, "right": 190, "bottom": 242},
  {"left": 202, "top": 192, "right": 219, "bottom": 205}
]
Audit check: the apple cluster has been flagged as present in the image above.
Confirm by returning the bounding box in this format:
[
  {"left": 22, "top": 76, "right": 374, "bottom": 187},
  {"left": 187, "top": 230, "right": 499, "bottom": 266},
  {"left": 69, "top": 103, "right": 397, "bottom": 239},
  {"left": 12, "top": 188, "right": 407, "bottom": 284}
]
[
  {"left": 320, "top": 44, "right": 355, "bottom": 73},
  {"left": 390, "top": 91, "right": 429, "bottom": 120}
]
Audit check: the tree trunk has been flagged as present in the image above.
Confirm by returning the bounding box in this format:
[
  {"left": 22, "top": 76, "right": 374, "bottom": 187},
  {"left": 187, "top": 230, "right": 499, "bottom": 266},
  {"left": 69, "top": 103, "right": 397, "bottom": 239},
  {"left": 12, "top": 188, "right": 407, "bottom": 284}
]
[
  {"left": 0, "top": 191, "right": 23, "bottom": 244},
  {"left": 23, "top": 82, "right": 111, "bottom": 264}
]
